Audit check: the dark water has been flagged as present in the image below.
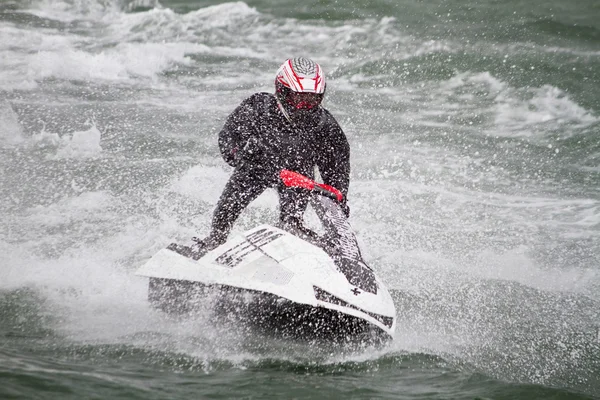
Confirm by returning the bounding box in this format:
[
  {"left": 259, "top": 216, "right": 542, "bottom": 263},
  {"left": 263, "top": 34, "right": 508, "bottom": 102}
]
[{"left": 1, "top": 0, "right": 599, "bottom": 398}]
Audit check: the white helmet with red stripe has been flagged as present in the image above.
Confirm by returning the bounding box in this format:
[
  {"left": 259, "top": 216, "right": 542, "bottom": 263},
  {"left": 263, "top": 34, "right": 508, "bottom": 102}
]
[{"left": 275, "top": 57, "right": 326, "bottom": 112}]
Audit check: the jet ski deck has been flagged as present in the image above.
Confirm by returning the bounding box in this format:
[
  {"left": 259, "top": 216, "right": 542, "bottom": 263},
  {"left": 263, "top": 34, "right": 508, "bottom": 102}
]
[{"left": 136, "top": 171, "right": 397, "bottom": 344}]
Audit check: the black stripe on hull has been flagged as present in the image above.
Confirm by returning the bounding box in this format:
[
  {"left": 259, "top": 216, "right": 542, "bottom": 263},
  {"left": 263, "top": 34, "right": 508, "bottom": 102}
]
[{"left": 313, "top": 286, "right": 394, "bottom": 329}]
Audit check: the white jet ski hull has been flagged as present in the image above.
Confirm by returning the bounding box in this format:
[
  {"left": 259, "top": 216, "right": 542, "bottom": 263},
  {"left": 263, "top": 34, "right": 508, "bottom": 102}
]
[{"left": 136, "top": 224, "right": 396, "bottom": 343}]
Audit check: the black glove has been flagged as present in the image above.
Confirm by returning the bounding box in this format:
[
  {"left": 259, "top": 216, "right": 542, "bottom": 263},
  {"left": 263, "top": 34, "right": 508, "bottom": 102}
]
[
  {"left": 224, "top": 137, "right": 262, "bottom": 168},
  {"left": 225, "top": 146, "right": 240, "bottom": 167},
  {"left": 235, "top": 137, "right": 265, "bottom": 167}
]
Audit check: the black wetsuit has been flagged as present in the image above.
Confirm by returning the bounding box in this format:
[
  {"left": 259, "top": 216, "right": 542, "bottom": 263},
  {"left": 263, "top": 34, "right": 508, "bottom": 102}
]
[{"left": 206, "top": 92, "right": 350, "bottom": 245}]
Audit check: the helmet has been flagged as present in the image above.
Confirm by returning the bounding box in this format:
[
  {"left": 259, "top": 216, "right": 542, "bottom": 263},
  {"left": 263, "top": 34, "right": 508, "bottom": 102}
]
[{"left": 275, "top": 57, "right": 326, "bottom": 111}]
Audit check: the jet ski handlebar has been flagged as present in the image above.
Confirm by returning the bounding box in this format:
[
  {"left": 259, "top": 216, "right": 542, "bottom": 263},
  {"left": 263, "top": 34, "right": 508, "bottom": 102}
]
[{"left": 279, "top": 170, "right": 344, "bottom": 202}]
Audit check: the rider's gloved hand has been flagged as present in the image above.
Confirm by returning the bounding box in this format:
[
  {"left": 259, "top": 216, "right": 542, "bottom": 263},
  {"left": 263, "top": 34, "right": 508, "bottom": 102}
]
[
  {"left": 226, "top": 137, "right": 264, "bottom": 168},
  {"left": 236, "top": 137, "right": 264, "bottom": 167}
]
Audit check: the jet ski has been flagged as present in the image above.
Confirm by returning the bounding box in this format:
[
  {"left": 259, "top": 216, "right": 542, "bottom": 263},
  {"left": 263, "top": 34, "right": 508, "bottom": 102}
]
[{"left": 136, "top": 170, "right": 397, "bottom": 344}]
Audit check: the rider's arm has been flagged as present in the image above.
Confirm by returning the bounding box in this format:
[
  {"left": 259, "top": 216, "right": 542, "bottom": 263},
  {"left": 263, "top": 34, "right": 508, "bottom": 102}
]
[
  {"left": 218, "top": 95, "right": 260, "bottom": 167},
  {"left": 316, "top": 113, "right": 350, "bottom": 200}
]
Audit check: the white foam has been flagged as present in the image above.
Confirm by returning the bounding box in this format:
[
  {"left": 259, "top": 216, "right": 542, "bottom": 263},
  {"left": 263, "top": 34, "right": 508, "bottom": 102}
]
[
  {"left": 57, "top": 124, "right": 102, "bottom": 158},
  {"left": 441, "top": 71, "right": 507, "bottom": 94},
  {"left": 167, "top": 164, "right": 280, "bottom": 232},
  {"left": 169, "top": 165, "right": 230, "bottom": 204},
  {"left": 1, "top": 190, "right": 251, "bottom": 349},
  {"left": 26, "top": 191, "right": 115, "bottom": 226},
  {"left": 494, "top": 84, "right": 598, "bottom": 136},
  {"left": 0, "top": 25, "right": 75, "bottom": 90},
  {"left": 3, "top": 191, "right": 117, "bottom": 290},
  {"left": 25, "top": 0, "right": 123, "bottom": 22},
  {"left": 400, "top": 71, "right": 599, "bottom": 139},
  {"left": 0, "top": 21, "right": 215, "bottom": 85},
  {"left": 28, "top": 41, "right": 206, "bottom": 83},
  {"left": 413, "top": 39, "right": 456, "bottom": 57},
  {"left": 30, "top": 121, "right": 102, "bottom": 159},
  {"left": 471, "top": 246, "right": 600, "bottom": 294},
  {"left": 0, "top": 101, "right": 24, "bottom": 147},
  {"left": 0, "top": 50, "right": 39, "bottom": 91},
  {"left": 2, "top": 3, "right": 432, "bottom": 92},
  {"left": 0, "top": 234, "right": 156, "bottom": 341},
  {"left": 385, "top": 242, "right": 597, "bottom": 297},
  {"left": 347, "top": 169, "right": 600, "bottom": 299},
  {"left": 0, "top": 25, "right": 76, "bottom": 52},
  {"left": 542, "top": 45, "right": 600, "bottom": 58},
  {"left": 106, "top": 3, "right": 259, "bottom": 43},
  {"left": 1, "top": 183, "right": 190, "bottom": 341}
]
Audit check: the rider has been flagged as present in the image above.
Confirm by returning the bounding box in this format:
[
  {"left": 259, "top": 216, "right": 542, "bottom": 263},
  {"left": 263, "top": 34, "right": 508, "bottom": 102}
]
[{"left": 187, "top": 57, "right": 350, "bottom": 255}]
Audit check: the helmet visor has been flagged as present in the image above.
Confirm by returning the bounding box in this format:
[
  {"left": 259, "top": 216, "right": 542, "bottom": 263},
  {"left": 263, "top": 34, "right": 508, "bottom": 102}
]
[{"left": 285, "top": 91, "right": 323, "bottom": 110}]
